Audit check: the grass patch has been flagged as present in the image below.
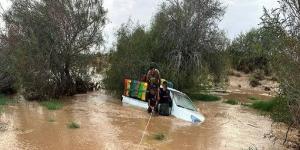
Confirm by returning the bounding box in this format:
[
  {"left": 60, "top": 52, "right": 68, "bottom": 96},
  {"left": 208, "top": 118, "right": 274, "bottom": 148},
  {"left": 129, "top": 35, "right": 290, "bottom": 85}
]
[
  {"left": 48, "top": 118, "right": 55, "bottom": 122},
  {"left": 0, "top": 95, "right": 8, "bottom": 105},
  {"left": 0, "top": 106, "right": 4, "bottom": 113},
  {"left": 250, "top": 100, "right": 276, "bottom": 112},
  {"left": 246, "top": 96, "right": 292, "bottom": 124},
  {"left": 224, "top": 99, "right": 239, "bottom": 105},
  {"left": 68, "top": 121, "right": 80, "bottom": 129},
  {"left": 248, "top": 96, "right": 260, "bottom": 101},
  {"left": 188, "top": 93, "right": 220, "bottom": 102},
  {"left": 153, "top": 133, "right": 165, "bottom": 141},
  {"left": 41, "top": 100, "right": 63, "bottom": 110},
  {"left": 270, "top": 97, "right": 293, "bottom": 124}
]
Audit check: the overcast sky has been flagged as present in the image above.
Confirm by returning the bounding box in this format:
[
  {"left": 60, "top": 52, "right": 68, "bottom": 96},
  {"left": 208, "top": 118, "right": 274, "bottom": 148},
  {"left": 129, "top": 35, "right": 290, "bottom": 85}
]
[{"left": 0, "top": 0, "right": 279, "bottom": 49}]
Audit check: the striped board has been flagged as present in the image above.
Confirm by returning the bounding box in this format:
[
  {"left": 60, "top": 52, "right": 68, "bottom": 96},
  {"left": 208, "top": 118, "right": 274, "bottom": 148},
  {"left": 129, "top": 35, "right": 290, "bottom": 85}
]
[{"left": 124, "top": 79, "right": 148, "bottom": 101}]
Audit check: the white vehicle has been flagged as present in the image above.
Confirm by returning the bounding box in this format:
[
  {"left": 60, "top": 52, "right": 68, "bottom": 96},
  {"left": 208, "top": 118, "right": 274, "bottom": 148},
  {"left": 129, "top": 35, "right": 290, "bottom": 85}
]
[{"left": 122, "top": 88, "right": 205, "bottom": 123}]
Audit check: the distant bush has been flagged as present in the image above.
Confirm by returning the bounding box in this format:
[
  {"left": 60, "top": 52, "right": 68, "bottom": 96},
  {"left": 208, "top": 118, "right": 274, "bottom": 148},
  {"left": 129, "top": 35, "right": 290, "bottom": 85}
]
[
  {"left": 253, "top": 70, "right": 265, "bottom": 80},
  {"left": 188, "top": 93, "right": 221, "bottom": 102},
  {"left": 251, "top": 100, "right": 275, "bottom": 112},
  {"left": 153, "top": 133, "right": 165, "bottom": 141},
  {"left": 41, "top": 101, "right": 63, "bottom": 110},
  {"left": 248, "top": 96, "right": 293, "bottom": 124},
  {"left": 248, "top": 96, "right": 260, "bottom": 101},
  {"left": 0, "top": 95, "right": 8, "bottom": 105},
  {"left": 227, "top": 28, "right": 273, "bottom": 75},
  {"left": 271, "top": 97, "right": 293, "bottom": 124},
  {"left": 224, "top": 99, "right": 239, "bottom": 105},
  {"left": 48, "top": 118, "right": 55, "bottom": 122},
  {"left": 249, "top": 76, "right": 261, "bottom": 87},
  {"left": 228, "top": 70, "right": 241, "bottom": 77},
  {"left": 0, "top": 106, "right": 3, "bottom": 113},
  {"left": 68, "top": 121, "right": 80, "bottom": 129}
]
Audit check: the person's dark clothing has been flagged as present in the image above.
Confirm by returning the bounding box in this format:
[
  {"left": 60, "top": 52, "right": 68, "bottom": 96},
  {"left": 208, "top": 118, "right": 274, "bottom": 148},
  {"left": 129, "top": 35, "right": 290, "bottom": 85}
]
[
  {"left": 159, "top": 88, "right": 172, "bottom": 107},
  {"left": 147, "top": 92, "right": 158, "bottom": 113}
]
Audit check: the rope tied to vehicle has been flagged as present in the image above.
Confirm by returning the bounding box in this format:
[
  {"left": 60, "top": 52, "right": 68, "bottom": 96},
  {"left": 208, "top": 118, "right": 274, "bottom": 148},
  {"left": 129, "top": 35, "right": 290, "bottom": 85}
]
[{"left": 138, "top": 112, "right": 153, "bottom": 149}]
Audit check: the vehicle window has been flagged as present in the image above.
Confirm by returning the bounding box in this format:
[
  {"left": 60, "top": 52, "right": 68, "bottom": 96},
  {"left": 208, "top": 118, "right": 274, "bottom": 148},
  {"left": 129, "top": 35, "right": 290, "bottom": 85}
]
[{"left": 172, "top": 92, "right": 196, "bottom": 111}]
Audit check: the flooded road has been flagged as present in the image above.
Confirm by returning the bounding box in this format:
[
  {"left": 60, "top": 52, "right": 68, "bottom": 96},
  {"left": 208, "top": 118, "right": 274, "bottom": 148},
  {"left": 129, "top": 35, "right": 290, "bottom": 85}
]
[{"left": 0, "top": 91, "right": 294, "bottom": 150}]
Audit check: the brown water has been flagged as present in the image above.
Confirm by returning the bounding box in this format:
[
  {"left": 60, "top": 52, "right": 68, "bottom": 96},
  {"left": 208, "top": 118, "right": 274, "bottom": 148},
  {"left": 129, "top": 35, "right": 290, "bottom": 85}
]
[{"left": 0, "top": 92, "right": 294, "bottom": 150}]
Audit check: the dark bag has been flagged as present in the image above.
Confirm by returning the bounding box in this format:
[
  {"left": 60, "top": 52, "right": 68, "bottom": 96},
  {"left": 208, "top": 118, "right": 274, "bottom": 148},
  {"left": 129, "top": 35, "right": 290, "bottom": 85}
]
[{"left": 158, "top": 103, "right": 171, "bottom": 116}]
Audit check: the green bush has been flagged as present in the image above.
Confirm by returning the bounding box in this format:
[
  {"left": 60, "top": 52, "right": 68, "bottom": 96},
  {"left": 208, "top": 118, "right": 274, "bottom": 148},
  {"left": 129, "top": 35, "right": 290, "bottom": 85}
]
[
  {"left": 0, "top": 95, "right": 8, "bottom": 105},
  {"left": 224, "top": 99, "right": 239, "bottom": 105},
  {"left": 249, "top": 76, "right": 261, "bottom": 87},
  {"left": 270, "top": 97, "right": 293, "bottom": 124},
  {"left": 248, "top": 96, "right": 260, "bottom": 101},
  {"left": 188, "top": 93, "right": 221, "bottom": 102},
  {"left": 253, "top": 70, "right": 265, "bottom": 80},
  {"left": 0, "top": 106, "right": 3, "bottom": 113},
  {"left": 48, "top": 118, "right": 55, "bottom": 122},
  {"left": 251, "top": 100, "right": 276, "bottom": 112},
  {"left": 68, "top": 121, "right": 80, "bottom": 129},
  {"left": 41, "top": 101, "right": 63, "bottom": 110},
  {"left": 153, "top": 133, "right": 165, "bottom": 141},
  {"left": 248, "top": 96, "right": 293, "bottom": 124}
]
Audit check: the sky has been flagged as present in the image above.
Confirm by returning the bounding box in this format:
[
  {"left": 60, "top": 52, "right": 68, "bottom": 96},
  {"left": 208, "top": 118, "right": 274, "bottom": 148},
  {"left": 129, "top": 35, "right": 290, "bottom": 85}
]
[{"left": 0, "top": 0, "right": 279, "bottom": 49}]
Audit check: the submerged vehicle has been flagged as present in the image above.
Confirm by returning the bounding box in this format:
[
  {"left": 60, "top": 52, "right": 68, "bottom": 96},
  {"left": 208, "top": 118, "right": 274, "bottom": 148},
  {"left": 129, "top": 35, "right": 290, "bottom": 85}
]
[{"left": 122, "top": 80, "right": 205, "bottom": 123}]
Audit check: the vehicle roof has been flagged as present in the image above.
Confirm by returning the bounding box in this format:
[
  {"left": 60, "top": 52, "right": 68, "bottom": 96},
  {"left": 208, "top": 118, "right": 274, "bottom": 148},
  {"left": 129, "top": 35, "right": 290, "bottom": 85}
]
[{"left": 168, "top": 88, "right": 185, "bottom": 95}]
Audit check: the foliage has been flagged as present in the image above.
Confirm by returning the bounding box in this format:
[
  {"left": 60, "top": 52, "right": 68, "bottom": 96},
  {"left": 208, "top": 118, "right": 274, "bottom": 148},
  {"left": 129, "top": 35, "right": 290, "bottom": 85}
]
[
  {"left": 261, "top": 0, "right": 300, "bottom": 127},
  {"left": 188, "top": 93, "right": 220, "bottom": 102},
  {"left": 0, "top": 95, "right": 8, "bottom": 105},
  {"left": 68, "top": 121, "right": 80, "bottom": 129},
  {"left": 0, "top": 35, "right": 16, "bottom": 94},
  {"left": 103, "top": 23, "right": 151, "bottom": 96},
  {"left": 227, "top": 28, "right": 275, "bottom": 75},
  {"left": 48, "top": 118, "right": 55, "bottom": 122},
  {"left": 251, "top": 100, "right": 276, "bottom": 112},
  {"left": 104, "top": 0, "right": 228, "bottom": 95},
  {"left": 248, "top": 96, "right": 260, "bottom": 101},
  {"left": 1, "top": 0, "right": 106, "bottom": 100},
  {"left": 271, "top": 96, "right": 292, "bottom": 124},
  {"left": 248, "top": 96, "right": 292, "bottom": 124},
  {"left": 0, "top": 106, "right": 3, "bottom": 114},
  {"left": 153, "top": 133, "right": 165, "bottom": 141},
  {"left": 252, "top": 70, "right": 265, "bottom": 80},
  {"left": 249, "top": 76, "right": 261, "bottom": 87},
  {"left": 41, "top": 101, "right": 63, "bottom": 110},
  {"left": 224, "top": 99, "right": 239, "bottom": 105}
]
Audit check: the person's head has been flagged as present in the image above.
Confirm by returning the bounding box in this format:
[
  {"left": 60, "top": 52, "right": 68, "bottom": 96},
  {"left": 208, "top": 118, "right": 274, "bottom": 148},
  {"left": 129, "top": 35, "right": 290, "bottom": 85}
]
[
  {"left": 162, "top": 81, "right": 168, "bottom": 89},
  {"left": 149, "top": 62, "right": 156, "bottom": 71},
  {"left": 149, "top": 66, "right": 155, "bottom": 71}
]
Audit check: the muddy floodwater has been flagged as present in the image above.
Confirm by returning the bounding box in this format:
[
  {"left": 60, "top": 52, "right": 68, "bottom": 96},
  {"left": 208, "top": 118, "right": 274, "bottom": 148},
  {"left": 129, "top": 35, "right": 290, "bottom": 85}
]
[{"left": 0, "top": 91, "right": 294, "bottom": 150}]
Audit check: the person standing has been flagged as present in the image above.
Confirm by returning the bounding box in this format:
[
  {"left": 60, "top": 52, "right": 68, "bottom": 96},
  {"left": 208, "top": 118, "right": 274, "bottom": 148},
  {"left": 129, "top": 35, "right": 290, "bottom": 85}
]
[
  {"left": 158, "top": 81, "right": 172, "bottom": 115},
  {"left": 146, "top": 63, "right": 161, "bottom": 100},
  {"left": 147, "top": 88, "right": 158, "bottom": 113},
  {"left": 159, "top": 81, "right": 172, "bottom": 106},
  {"left": 146, "top": 63, "right": 160, "bottom": 114},
  {"left": 146, "top": 64, "right": 161, "bottom": 89}
]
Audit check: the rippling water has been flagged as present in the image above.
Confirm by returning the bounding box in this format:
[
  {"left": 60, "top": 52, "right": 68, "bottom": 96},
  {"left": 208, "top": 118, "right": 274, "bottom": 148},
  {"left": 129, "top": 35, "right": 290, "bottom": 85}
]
[{"left": 0, "top": 91, "right": 291, "bottom": 150}]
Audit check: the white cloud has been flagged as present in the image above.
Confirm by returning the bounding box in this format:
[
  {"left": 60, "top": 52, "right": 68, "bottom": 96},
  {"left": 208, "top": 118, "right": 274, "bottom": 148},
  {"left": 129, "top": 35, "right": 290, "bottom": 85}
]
[
  {"left": 219, "top": 0, "right": 279, "bottom": 40},
  {"left": 103, "top": 0, "right": 163, "bottom": 50},
  {"left": 0, "top": 0, "right": 11, "bottom": 29},
  {"left": 0, "top": 0, "right": 280, "bottom": 48}
]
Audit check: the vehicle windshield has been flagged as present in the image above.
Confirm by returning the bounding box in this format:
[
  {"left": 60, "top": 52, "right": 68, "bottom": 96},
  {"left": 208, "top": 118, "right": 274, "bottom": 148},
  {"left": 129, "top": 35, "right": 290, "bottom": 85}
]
[{"left": 172, "top": 91, "right": 196, "bottom": 111}]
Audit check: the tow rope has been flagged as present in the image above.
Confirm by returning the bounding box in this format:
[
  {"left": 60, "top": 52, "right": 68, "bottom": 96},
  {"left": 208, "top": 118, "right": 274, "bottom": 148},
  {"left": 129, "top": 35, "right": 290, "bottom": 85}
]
[{"left": 138, "top": 112, "right": 153, "bottom": 149}]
